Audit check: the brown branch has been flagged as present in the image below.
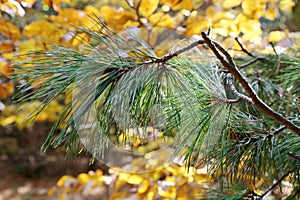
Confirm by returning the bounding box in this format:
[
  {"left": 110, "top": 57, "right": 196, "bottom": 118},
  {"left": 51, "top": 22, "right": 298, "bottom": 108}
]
[
  {"left": 238, "top": 56, "right": 266, "bottom": 69},
  {"left": 227, "top": 74, "right": 253, "bottom": 104},
  {"left": 144, "top": 39, "right": 205, "bottom": 64},
  {"left": 126, "top": 0, "right": 144, "bottom": 26},
  {"left": 201, "top": 32, "right": 300, "bottom": 135},
  {"left": 235, "top": 38, "right": 255, "bottom": 58},
  {"left": 260, "top": 171, "right": 291, "bottom": 198},
  {"left": 270, "top": 42, "right": 279, "bottom": 56},
  {"left": 288, "top": 152, "right": 300, "bottom": 161}
]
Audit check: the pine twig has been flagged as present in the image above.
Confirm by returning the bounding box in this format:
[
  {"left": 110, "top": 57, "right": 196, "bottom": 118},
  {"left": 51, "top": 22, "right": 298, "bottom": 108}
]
[
  {"left": 227, "top": 73, "right": 253, "bottom": 104},
  {"left": 259, "top": 171, "right": 291, "bottom": 198},
  {"left": 287, "top": 152, "right": 300, "bottom": 161},
  {"left": 238, "top": 57, "right": 265, "bottom": 69},
  {"left": 235, "top": 38, "right": 255, "bottom": 58},
  {"left": 201, "top": 31, "right": 300, "bottom": 135},
  {"left": 144, "top": 39, "right": 205, "bottom": 64}
]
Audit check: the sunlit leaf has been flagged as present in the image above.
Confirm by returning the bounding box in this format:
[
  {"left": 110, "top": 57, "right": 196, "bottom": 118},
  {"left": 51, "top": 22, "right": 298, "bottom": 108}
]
[
  {"left": 138, "top": 179, "right": 150, "bottom": 194},
  {"left": 158, "top": 185, "right": 177, "bottom": 198},
  {"left": 100, "top": 5, "right": 136, "bottom": 31},
  {"left": 222, "top": 0, "right": 242, "bottom": 9},
  {"left": 0, "top": 41, "right": 14, "bottom": 54},
  {"left": 279, "top": 0, "right": 295, "bottom": 13},
  {"left": 18, "top": 39, "right": 45, "bottom": 55},
  {"left": 0, "top": 62, "right": 14, "bottom": 77},
  {"left": 149, "top": 13, "right": 176, "bottom": 28},
  {"left": 139, "top": 0, "right": 159, "bottom": 17},
  {"left": 23, "top": 20, "right": 65, "bottom": 44},
  {"left": 0, "top": 82, "right": 14, "bottom": 99},
  {"left": 264, "top": 4, "right": 278, "bottom": 20},
  {"left": 160, "top": 0, "right": 194, "bottom": 10},
  {"left": 185, "top": 15, "right": 210, "bottom": 36},
  {"left": 0, "top": 18, "right": 21, "bottom": 41},
  {"left": 57, "top": 175, "right": 77, "bottom": 187},
  {"left": 0, "top": 0, "right": 25, "bottom": 16},
  {"left": 267, "top": 30, "right": 288, "bottom": 43}
]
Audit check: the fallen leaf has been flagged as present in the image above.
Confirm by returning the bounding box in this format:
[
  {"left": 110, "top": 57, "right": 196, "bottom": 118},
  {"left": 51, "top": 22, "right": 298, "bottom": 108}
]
[
  {"left": 0, "top": 18, "right": 21, "bottom": 41},
  {"left": 267, "top": 30, "right": 288, "bottom": 43},
  {"left": 139, "top": 0, "right": 159, "bottom": 17},
  {"left": 222, "top": 0, "right": 242, "bottom": 9}
]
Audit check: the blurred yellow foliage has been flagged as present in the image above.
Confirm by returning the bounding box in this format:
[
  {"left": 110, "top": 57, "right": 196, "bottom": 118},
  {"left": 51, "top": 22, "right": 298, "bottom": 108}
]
[
  {"left": 139, "top": 0, "right": 159, "bottom": 17},
  {"left": 0, "top": 18, "right": 21, "bottom": 41},
  {"left": 52, "top": 154, "right": 213, "bottom": 199},
  {"left": 0, "top": 100, "right": 63, "bottom": 128}
]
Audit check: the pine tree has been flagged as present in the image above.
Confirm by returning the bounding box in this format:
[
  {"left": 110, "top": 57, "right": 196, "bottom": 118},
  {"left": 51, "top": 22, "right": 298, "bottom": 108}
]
[{"left": 14, "top": 20, "right": 300, "bottom": 199}]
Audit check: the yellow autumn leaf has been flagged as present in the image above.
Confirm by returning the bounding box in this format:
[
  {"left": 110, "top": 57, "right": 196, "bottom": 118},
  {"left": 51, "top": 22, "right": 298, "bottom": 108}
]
[
  {"left": 0, "top": 62, "right": 13, "bottom": 77},
  {"left": 77, "top": 173, "right": 93, "bottom": 184},
  {"left": 57, "top": 175, "right": 75, "bottom": 187},
  {"left": 49, "top": 8, "right": 88, "bottom": 26},
  {"left": 149, "top": 13, "right": 176, "bottom": 28},
  {"left": 0, "top": 115, "right": 17, "bottom": 126},
  {"left": 222, "top": 0, "right": 242, "bottom": 9},
  {"left": 205, "top": 6, "right": 217, "bottom": 19},
  {"left": 185, "top": 15, "right": 210, "bottom": 36},
  {"left": 139, "top": 0, "right": 159, "bottom": 17},
  {"left": 138, "top": 179, "right": 150, "bottom": 194},
  {"left": 0, "top": 18, "right": 21, "bottom": 41},
  {"left": 0, "top": 82, "right": 14, "bottom": 99},
  {"left": 0, "top": 0, "right": 26, "bottom": 16},
  {"left": 242, "top": 0, "right": 265, "bottom": 18},
  {"left": 160, "top": 0, "right": 194, "bottom": 10},
  {"left": 0, "top": 41, "right": 14, "bottom": 54},
  {"left": 158, "top": 185, "right": 177, "bottom": 198},
  {"left": 279, "top": 0, "right": 295, "bottom": 13},
  {"left": 267, "top": 30, "right": 288, "bottom": 43},
  {"left": 23, "top": 20, "right": 65, "bottom": 44},
  {"left": 18, "top": 39, "right": 45, "bottom": 55},
  {"left": 264, "top": 4, "right": 278, "bottom": 20},
  {"left": 127, "top": 174, "right": 145, "bottom": 185},
  {"left": 100, "top": 6, "right": 136, "bottom": 32},
  {"left": 84, "top": 5, "right": 100, "bottom": 17},
  {"left": 242, "top": 0, "right": 254, "bottom": 15},
  {"left": 23, "top": 20, "right": 57, "bottom": 37}
]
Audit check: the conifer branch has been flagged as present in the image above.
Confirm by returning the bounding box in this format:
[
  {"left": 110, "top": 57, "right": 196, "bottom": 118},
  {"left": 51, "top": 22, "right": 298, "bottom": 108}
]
[
  {"left": 144, "top": 39, "right": 205, "bottom": 64},
  {"left": 287, "top": 152, "right": 300, "bottom": 161},
  {"left": 238, "top": 57, "right": 266, "bottom": 69},
  {"left": 201, "top": 31, "right": 300, "bottom": 135},
  {"left": 259, "top": 171, "right": 291, "bottom": 198},
  {"left": 235, "top": 38, "right": 255, "bottom": 58},
  {"left": 226, "top": 73, "right": 253, "bottom": 104}
]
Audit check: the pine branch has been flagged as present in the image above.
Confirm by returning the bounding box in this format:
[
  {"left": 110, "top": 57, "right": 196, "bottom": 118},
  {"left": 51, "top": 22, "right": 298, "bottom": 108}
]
[
  {"left": 144, "top": 39, "right": 205, "bottom": 64},
  {"left": 259, "top": 171, "right": 291, "bottom": 198},
  {"left": 226, "top": 73, "right": 253, "bottom": 104},
  {"left": 235, "top": 38, "right": 255, "bottom": 58},
  {"left": 287, "top": 152, "right": 300, "bottom": 161},
  {"left": 201, "top": 32, "right": 300, "bottom": 135}
]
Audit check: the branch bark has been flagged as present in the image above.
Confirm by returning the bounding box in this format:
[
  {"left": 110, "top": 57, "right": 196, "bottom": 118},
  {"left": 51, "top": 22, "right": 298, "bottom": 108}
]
[{"left": 201, "top": 32, "right": 300, "bottom": 135}]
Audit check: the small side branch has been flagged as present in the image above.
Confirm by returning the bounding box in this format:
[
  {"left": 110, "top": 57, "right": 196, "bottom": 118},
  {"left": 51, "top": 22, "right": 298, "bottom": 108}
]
[
  {"left": 227, "top": 74, "right": 253, "bottom": 104},
  {"left": 235, "top": 38, "right": 255, "bottom": 58},
  {"left": 238, "top": 57, "right": 266, "bottom": 69},
  {"left": 145, "top": 39, "right": 205, "bottom": 64},
  {"left": 288, "top": 152, "right": 300, "bottom": 161},
  {"left": 201, "top": 31, "right": 300, "bottom": 135},
  {"left": 259, "top": 171, "right": 291, "bottom": 198}
]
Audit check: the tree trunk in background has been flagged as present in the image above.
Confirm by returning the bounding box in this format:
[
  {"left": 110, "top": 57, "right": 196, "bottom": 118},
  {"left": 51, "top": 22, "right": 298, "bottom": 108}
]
[{"left": 287, "top": 1, "right": 300, "bottom": 31}]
